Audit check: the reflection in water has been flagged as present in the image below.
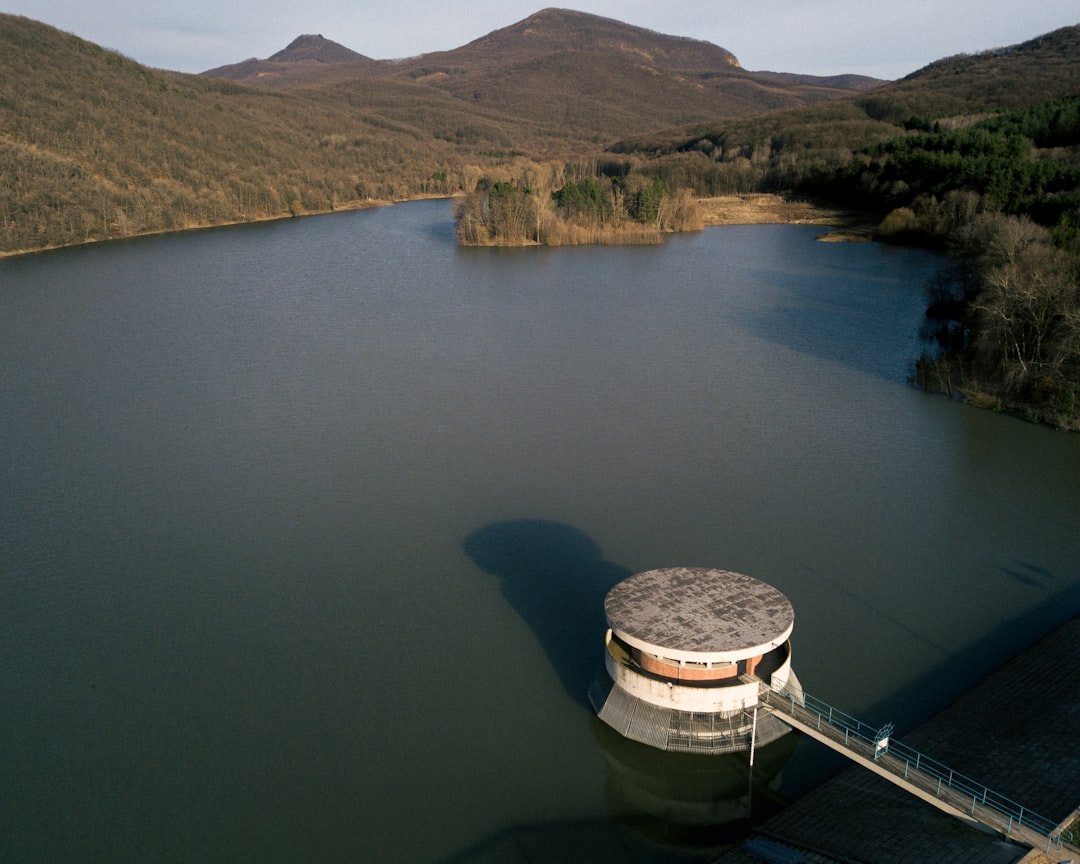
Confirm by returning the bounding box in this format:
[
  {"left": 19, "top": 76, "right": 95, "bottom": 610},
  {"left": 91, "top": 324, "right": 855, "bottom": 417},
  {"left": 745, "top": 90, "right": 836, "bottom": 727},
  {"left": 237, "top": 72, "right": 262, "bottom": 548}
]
[
  {"left": 594, "top": 719, "right": 798, "bottom": 855},
  {"left": 439, "top": 717, "right": 799, "bottom": 862},
  {"left": 462, "top": 521, "right": 798, "bottom": 858}
]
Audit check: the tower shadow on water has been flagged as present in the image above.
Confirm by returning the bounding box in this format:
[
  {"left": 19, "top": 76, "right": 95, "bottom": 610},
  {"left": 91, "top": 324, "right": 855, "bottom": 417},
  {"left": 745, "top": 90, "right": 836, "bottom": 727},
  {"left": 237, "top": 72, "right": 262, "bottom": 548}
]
[
  {"left": 457, "top": 521, "right": 801, "bottom": 860},
  {"left": 462, "top": 519, "right": 630, "bottom": 709}
]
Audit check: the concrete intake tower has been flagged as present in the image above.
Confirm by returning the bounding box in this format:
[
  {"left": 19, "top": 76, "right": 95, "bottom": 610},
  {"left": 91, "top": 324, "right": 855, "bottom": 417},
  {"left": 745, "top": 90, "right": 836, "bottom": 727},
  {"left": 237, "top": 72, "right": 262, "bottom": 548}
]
[{"left": 589, "top": 567, "right": 800, "bottom": 754}]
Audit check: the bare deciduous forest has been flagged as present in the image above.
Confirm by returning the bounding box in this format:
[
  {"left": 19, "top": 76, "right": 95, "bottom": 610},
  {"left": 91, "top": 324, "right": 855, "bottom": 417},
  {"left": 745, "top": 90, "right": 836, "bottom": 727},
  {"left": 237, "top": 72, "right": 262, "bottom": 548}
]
[
  {"left": 454, "top": 173, "right": 702, "bottom": 246},
  {"left": 0, "top": 11, "right": 874, "bottom": 257}
]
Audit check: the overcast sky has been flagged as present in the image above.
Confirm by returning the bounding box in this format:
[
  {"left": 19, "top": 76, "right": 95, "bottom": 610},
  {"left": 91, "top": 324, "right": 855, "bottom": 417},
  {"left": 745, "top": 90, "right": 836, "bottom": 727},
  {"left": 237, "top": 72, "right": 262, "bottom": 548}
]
[{"left": 5, "top": 0, "right": 1078, "bottom": 80}]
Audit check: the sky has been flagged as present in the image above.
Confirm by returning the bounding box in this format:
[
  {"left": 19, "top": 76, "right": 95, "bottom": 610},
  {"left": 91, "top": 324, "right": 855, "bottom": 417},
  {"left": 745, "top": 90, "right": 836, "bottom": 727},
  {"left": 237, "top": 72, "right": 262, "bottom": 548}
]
[{"left": 4, "top": 0, "right": 1078, "bottom": 80}]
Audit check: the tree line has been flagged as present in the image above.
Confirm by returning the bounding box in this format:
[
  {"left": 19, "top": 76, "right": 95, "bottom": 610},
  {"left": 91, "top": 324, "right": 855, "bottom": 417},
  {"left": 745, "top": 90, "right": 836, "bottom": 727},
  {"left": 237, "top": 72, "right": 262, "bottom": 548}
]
[
  {"left": 807, "top": 96, "right": 1080, "bottom": 233},
  {"left": 841, "top": 98, "right": 1080, "bottom": 428},
  {"left": 841, "top": 100, "right": 1080, "bottom": 428},
  {"left": 617, "top": 94, "right": 1080, "bottom": 427},
  {"left": 915, "top": 212, "right": 1079, "bottom": 428},
  {"left": 454, "top": 171, "right": 702, "bottom": 246}
]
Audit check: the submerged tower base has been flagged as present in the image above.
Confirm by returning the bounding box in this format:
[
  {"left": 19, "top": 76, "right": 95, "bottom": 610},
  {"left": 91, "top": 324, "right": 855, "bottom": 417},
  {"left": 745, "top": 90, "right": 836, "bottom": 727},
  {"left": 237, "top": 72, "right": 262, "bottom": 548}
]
[
  {"left": 589, "top": 668, "right": 799, "bottom": 755},
  {"left": 590, "top": 567, "right": 799, "bottom": 755}
]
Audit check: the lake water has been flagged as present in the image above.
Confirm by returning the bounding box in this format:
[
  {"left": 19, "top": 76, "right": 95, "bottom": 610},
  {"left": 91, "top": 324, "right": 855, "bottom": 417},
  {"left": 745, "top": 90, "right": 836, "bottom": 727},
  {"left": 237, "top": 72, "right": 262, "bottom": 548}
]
[{"left": 2, "top": 200, "right": 1078, "bottom": 863}]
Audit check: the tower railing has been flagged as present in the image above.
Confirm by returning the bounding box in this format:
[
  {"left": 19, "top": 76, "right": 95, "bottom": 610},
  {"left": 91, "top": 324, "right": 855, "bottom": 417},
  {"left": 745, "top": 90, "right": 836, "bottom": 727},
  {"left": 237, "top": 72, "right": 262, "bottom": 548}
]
[{"left": 758, "top": 679, "right": 1074, "bottom": 851}]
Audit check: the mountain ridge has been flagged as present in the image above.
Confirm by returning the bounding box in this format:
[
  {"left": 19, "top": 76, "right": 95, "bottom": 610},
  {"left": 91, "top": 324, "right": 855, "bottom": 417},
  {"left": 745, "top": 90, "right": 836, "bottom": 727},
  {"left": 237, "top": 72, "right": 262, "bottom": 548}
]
[
  {"left": 198, "top": 8, "right": 885, "bottom": 143},
  {"left": 202, "top": 33, "right": 376, "bottom": 83},
  {"left": 269, "top": 34, "right": 370, "bottom": 64},
  {"left": 202, "top": 7, "right": 883, "bottom": 98},
  {"left": 449, "top": 7, "right": 743, "bottom": 72},
  {"left": 2, "top": 10, "right": 1077, "bottom": 258}
]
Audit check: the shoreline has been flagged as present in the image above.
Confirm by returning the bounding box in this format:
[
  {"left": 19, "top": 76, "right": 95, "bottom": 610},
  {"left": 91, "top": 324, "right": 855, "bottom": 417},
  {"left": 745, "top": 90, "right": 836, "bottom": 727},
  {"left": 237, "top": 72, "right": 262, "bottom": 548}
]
[
  {"left": 1, "top": 193, "right": 877, "bottom": 261},
  {"left": 697, "top": 193, "right": 876, "bottom": 240},
  {"left": 0, "top": 195, "right": 439, "bottom": 261}
]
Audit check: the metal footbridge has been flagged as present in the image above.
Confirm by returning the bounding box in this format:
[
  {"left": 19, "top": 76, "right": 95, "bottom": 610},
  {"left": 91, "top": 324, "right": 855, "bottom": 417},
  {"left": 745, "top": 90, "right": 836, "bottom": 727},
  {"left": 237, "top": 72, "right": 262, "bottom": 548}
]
[{"left": 754, "top": 678, "right": 1076, "bottom": 854}]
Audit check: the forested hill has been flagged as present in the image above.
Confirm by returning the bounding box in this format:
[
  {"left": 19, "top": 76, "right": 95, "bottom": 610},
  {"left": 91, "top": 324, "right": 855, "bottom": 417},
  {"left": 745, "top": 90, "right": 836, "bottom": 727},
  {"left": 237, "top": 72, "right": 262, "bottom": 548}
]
[
  {"left": 383, "top": 8, "right": 884, "bottom": 131},
  {"left": 203, "top": 8, "right": 882, "bottom": 130},
  {"left": 608, "top": 24, "right": 1080, "bottom": 236},
  {"left": 612, "top": 25, "right": 1080, "bottom": 173},
  {"left": 0, "top": 14, "right": 472, "bottom": 253},
  {"left": 200, "top": 34, "right": 378, "bottom": 84},
  {"left": 0, "top": 9, "right": 1075, "bottom": 262},
  {"left": 0, "top": 9, "right": 879, "bottom": 257}
]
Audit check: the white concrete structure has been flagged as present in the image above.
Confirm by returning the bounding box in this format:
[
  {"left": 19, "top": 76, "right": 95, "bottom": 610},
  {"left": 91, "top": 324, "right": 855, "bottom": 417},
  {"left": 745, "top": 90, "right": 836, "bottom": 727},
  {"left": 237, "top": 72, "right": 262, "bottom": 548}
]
[{"left": 589, "top": 567, "right": 800, "bottom": 754}]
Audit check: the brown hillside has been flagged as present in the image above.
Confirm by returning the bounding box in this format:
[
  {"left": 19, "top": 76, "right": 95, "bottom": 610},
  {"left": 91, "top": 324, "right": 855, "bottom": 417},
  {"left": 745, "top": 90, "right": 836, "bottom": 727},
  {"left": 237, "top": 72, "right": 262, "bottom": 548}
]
[
  {"left": 612, "top": 24, "right": 1080, "bottom": 163},
  {"left": 752, "top": 70, "right": 884, "bottom": 92},
  {"left": 424, "top": 7, "right": 742, "bottom": 72},
  {"left": 4, "top": 9, "right": 1077, "bottom": 257},
  {"left": 0, "top": 14, "right": 484, "bottom": 255},
  {"left": 269, "top": 34, "right": 370, "bottom": 64},
  {"left": 203, "top": 34, "right": 377, "bottom": 86},
  {"left": 203, "top": 8, "right": 880, "bottom": 135},
  {"left": 856, "top": 24, "right": 1080, "bottom": 122}
]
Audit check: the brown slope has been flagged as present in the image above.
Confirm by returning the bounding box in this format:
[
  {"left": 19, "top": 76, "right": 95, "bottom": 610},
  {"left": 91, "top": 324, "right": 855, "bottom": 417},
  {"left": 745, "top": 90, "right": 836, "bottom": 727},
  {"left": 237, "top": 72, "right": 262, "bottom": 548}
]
[
  {"left": 0, "top": 14, "right": 501, "bottom": 255},
  {"left": 415, "top": 6, "right": 742, "bottom": 72},
  {"left": 269, "top": 34, "right": 369, "bottom": 63},
  {"left": 203, "top": 34, "right": 377, "bottom": 85},
  {"left": 752, "top": 70, "right": 886, "bottom": 93},
  {"left": 201, "top": 7, "right": 880, "bottom": 145},
  {"left": 854, "top": 24, "right": 1080, "bottom": 122},
  {"left": 613, "top": 23, "right": 1080, "bottom": 160},
  {"left": 390, "top": 8, "right": 878, "bottom": 120}
]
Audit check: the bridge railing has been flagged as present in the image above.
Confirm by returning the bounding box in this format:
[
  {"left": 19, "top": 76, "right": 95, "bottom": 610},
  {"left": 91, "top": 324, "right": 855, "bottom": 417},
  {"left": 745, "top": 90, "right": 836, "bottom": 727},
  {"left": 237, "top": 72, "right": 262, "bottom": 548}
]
[
  {"left": 759, "top": 680, "right": 1073, "bottom": 848},
  {"left": 762, "top": 681, "right": 883, "bottom": 748}
]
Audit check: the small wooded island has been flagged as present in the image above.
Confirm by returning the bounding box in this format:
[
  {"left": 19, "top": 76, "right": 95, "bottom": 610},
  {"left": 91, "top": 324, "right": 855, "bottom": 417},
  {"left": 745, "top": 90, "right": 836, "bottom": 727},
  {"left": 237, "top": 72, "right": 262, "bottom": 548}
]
[{"left": 454, "top": 172, "right": 703, "bottom": 246}]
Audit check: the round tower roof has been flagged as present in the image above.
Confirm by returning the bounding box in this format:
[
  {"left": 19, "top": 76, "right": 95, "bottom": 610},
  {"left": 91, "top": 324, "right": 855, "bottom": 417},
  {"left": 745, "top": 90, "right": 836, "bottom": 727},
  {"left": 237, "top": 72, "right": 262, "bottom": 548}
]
[{"left": 604, "top": 567, "right": 794, "bottom": 662}]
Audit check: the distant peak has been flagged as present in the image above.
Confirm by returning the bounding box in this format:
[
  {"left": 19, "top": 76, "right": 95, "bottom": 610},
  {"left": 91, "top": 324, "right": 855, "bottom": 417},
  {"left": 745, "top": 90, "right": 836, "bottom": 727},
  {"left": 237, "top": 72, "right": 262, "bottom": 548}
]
[
  {"left": 471, "top": 7, "right": 741, "bottom": 69},
  {"left": 268, "top": 34, "right": 369, "bottom": 64}
]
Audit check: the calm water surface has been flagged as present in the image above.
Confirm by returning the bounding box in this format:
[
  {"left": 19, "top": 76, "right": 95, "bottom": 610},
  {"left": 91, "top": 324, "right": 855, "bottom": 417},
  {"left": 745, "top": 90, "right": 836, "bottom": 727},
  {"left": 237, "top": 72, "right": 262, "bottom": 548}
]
[{"left": 2, "top": 200, "right": 1078, "bottom": 863}]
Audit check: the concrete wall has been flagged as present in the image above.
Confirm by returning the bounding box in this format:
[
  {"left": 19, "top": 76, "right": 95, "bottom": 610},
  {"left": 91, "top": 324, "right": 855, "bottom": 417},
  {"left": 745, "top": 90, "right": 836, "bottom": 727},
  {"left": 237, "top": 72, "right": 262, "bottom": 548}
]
[
  {"left": 634, "top": 649, "right": 752, "bottom": 681},
  {"left": 606, "top": 650, "right": 760, "bottom": 712}
]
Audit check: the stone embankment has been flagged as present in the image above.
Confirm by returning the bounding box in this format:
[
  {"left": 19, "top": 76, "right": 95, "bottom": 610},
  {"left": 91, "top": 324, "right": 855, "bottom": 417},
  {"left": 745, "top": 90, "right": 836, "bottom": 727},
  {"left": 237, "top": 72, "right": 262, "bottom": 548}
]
[{"left": 716, "top": 615, "right": 1080, "bottom": 864}]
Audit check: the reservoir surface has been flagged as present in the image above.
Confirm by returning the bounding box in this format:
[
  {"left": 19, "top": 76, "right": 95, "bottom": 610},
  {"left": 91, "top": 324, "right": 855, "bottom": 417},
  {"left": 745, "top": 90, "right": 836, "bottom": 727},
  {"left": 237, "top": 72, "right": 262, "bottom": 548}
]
[{"left": 2, "top": 199, "right": 1078, "bottom": 863}]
